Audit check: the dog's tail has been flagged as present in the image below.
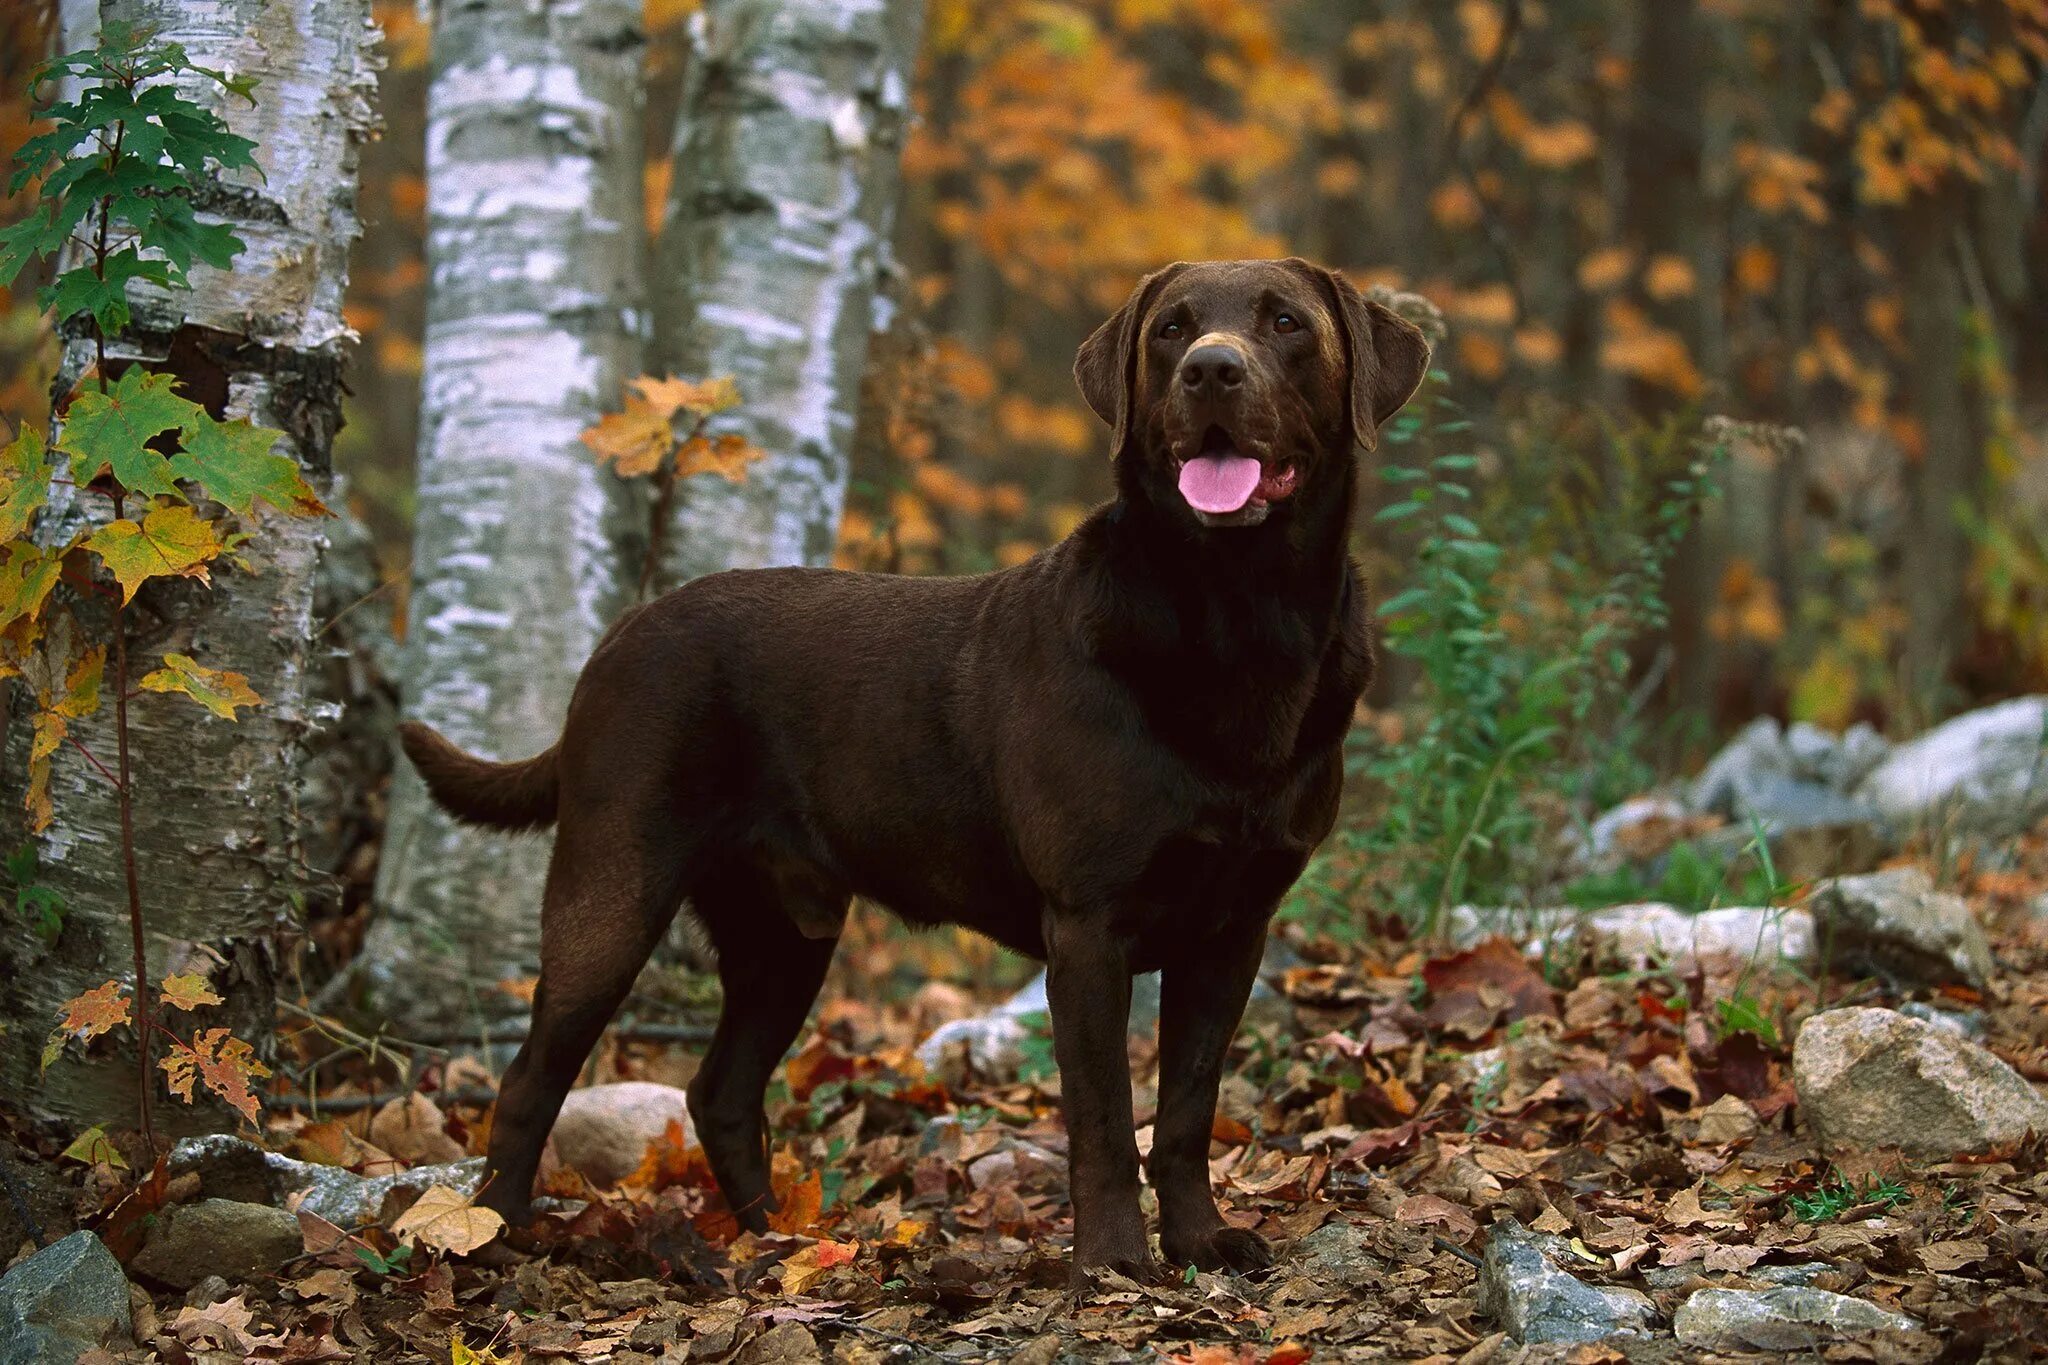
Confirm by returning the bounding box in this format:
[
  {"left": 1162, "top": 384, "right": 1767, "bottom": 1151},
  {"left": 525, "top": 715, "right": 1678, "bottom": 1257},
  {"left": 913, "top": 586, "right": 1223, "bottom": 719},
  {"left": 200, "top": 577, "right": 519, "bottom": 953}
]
[{"left": 398, "top": 721, "right": 559, "bottom": 831}]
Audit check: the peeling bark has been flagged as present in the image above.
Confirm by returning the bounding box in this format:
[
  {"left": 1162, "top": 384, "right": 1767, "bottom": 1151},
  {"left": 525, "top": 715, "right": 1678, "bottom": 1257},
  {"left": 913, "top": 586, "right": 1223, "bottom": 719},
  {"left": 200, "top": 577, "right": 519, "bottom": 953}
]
[
  {"left": 0, "top": 0, "right": 382, "bottom": 1130},
  {"left": 656, "top": 0, "right": 925, "bottom": 585},
  {"left": 357, "top": 0, "right": 645, "bottom": 1036}
]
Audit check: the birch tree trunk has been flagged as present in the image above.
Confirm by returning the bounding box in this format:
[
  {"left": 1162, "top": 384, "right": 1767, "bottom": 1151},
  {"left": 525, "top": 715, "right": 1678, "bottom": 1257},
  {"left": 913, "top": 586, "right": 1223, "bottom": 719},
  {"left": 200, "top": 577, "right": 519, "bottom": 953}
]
[
  {"left": 655, "top": 0, "right": 925, "bottom": 585},
  {"left": 0, "top": 0, "right": 381, "bottom": 1130},
  {"left": 357, "top": 0, "right": 644, "bottom": 1036}
]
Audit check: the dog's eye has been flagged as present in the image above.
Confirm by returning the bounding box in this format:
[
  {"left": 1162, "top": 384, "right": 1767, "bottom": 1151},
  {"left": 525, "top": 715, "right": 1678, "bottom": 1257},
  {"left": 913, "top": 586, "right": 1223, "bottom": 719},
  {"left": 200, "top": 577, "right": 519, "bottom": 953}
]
[
  {"left": 1274, "top": 313, "right": 1301, "bottom": 334},
  {"left": 1159, "top": 320, "right": 1183, "bottom": 340}
]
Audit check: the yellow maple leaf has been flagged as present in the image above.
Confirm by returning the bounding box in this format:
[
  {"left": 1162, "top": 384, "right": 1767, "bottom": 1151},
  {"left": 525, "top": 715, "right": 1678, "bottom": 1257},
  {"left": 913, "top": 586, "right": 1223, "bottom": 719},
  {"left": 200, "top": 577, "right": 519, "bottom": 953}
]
[
  {"left": 139, "top": 653, "right": 262, "bottom": 721},
  {"left": 160, "top": 971, "right": 225, "bottom": 1012},
  {"left": 83, "top": 504, "right": 222, "bottom": 603}
]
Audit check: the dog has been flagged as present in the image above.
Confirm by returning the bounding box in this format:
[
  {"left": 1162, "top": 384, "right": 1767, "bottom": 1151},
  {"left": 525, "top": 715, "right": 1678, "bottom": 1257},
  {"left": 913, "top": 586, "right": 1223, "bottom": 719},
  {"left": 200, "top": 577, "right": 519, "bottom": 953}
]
[{"left": 399, "top": 258, "right": 1430, "bottom": 1282}]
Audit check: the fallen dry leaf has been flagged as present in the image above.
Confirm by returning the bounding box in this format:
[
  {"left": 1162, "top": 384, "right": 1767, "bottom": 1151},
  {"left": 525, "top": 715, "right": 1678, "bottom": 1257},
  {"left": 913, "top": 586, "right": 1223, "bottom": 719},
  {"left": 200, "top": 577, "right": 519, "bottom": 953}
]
[{"left": 390, "top": 1184, "right": 505, "bottom": 1255}]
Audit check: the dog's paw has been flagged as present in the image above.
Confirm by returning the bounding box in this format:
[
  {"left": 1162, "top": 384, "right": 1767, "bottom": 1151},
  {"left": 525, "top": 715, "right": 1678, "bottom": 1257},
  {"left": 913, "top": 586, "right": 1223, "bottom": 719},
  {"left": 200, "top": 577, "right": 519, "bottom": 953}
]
[{"left": 1162, "top": 1224, "right": 1274, "bottom": 1275}]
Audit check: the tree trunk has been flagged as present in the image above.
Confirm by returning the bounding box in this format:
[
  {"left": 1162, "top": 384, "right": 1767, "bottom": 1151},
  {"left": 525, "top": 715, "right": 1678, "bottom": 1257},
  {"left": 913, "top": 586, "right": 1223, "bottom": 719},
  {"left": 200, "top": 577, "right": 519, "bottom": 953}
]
[
  {"left": 1899, "top": 200, "right": 1974, "bottom": 712},
  {"left": 654, "top": 0, "right": 925, "bottom": 586},
  {"left": 357, "top": 0, "right": 645, "bottom": 1037},
  {"left": 0, "top": 0, "right": 381, "bottom": 1131}
]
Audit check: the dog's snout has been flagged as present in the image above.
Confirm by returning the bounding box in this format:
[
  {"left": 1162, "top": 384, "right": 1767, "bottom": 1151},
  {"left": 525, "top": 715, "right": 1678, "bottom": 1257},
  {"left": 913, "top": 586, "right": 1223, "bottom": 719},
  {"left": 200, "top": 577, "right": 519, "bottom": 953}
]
[{"left": 1179, "top": 343, "right": 1246, "bottom": 396}]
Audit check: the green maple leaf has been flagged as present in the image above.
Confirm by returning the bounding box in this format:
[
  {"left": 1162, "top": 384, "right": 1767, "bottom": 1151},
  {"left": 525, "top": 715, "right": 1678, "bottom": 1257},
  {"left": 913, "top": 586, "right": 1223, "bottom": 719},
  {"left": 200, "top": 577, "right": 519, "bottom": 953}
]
[
  {"left": 58, "top": 368, "right": 197, "bottom": 498},
  {"left": 139, "top": 651, "right": 262, "bottom": 720},
  {"left": 0, "top": 426, "right": 52, "bottom": 541},
  {"left": 171, "top": 413, "right": 327, "bottom": 517},
  {"left": 83, "top": 503, "right": 222, "bottom": 602}
]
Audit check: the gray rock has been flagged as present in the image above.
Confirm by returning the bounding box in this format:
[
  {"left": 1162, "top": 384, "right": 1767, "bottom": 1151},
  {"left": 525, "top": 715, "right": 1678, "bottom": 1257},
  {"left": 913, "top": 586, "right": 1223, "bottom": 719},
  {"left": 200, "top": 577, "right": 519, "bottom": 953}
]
[
  {"left": 130, "top": 1198, "right": 305, "bottom": 1290},
  {"left": 1856, "top": 696, "right": 2048, "bottom": 838},
  {"left": 1673, "top": 1286, "right": 1917, "bottom": 1351},
  {"left": 1789, "top": 722, "right": 1891, "bottom": 792},
  {"left": 1475, "top": 1220, "right": 1658, "bottom": 1344},
  {"left": 1899, "top": 1000, "right": 1987, "bottom": 1038},
  {"left": 0, "top": 1231, "right": 133, "bottom": 1363},
  {"left": 1691, "top": 718, "right": 1791, "bottom": 817},
  {"left": 168, "top": 1133, "right": 483, "bottom": 1228},
  {"left": 1579, "top": 795, "right": 1691, "bottom": 864},
  {"left": 1567, "top": 903, "right": 1816, "bottom": 969},
  {"left": 1808, "top": 867, "right": 1994, "bottom": 988},
  {"left": 549, "top": 1082, "right": 695, "bottom": 1188},
  {"left": 915, "top": 966, "right": 1171, "bottom": 1080},
  {"left": 1794, "top": 1007, "right": 2048, "bottom": 1157}
]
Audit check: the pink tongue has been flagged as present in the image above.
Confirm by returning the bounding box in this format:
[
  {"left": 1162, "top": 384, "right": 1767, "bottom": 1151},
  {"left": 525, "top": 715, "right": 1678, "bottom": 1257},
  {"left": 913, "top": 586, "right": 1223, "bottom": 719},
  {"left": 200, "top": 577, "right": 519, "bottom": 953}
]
[{"left": 1178, "top": 453, "right": 1263, "bottom": 514}]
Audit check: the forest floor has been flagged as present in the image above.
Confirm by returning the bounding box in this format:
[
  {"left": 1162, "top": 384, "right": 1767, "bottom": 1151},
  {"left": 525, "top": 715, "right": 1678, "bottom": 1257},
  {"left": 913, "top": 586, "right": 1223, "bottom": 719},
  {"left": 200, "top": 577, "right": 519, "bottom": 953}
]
[{"left": 10, "top": 826, "right": 2048, "bottom": 1363}]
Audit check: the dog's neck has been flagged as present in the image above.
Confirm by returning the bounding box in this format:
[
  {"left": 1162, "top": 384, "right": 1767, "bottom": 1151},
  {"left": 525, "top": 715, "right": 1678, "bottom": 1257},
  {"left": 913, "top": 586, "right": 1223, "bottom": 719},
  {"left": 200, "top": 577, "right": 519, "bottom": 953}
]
[{"left": 1104, "top": 444, "right": 1359, "bottom": 618}]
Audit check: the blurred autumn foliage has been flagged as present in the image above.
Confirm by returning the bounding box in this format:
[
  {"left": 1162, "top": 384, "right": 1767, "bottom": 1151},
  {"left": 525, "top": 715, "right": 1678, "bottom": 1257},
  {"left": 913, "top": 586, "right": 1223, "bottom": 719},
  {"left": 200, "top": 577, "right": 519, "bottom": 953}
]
[{"left": 9, "top": 0, "right": 2048, "bottom": 738}]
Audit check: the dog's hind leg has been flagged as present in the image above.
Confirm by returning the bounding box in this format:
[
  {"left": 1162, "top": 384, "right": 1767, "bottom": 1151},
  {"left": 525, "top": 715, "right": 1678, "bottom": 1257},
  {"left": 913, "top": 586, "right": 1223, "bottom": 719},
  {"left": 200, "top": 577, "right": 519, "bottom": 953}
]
[
  {"left": 685, "top": 859, "right": 842, "bottom": 1233},
  {"left": 478, "top": 826, "right": 687, "bottom": 1224}
]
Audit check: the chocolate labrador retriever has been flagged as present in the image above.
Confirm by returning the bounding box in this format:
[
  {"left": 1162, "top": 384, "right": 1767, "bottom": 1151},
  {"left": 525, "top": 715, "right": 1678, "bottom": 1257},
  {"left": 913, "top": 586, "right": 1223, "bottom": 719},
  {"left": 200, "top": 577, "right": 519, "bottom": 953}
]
[{"left": 400, "top": 258, "right": 1429, "bottom": 1281}]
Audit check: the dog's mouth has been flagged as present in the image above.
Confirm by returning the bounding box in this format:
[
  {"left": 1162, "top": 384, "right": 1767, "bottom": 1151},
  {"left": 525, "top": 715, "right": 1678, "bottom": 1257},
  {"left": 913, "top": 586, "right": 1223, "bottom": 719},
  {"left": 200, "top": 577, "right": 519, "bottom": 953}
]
[{"left": 1175, "top": 425, "right": 1298, "bottom": 521}]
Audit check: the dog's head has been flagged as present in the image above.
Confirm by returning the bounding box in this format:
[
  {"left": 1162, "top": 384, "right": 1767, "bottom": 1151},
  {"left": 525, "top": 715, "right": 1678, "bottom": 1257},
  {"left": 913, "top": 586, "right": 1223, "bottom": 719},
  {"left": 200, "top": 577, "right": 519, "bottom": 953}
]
[{"left": 1075, "top": 259, "right": 1431, "bottom": 528}]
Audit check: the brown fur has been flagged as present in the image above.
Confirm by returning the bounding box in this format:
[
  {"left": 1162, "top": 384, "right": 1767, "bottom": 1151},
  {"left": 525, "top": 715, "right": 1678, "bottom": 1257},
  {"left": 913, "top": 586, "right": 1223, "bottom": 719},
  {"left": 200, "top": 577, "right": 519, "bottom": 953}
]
[{"left": 401, "top": 259, "right": 1429, "bottom": 1283}]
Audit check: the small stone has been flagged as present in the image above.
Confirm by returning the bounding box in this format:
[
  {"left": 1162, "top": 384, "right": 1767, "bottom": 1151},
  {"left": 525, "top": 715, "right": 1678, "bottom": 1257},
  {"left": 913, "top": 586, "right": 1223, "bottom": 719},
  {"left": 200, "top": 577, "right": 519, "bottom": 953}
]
[
  {"left": 1856, "top": 696, "right": 2048, "bottom": 838},
  {"left": 1540, "top": 903, "right": 1814, "bottom": 970},
  {"left": 0, "top": 1231, "right": 134, "bottom": 1364},
  {"left": 130, "top": 1198, "right": 304, "bottom": 1290},
  {"left": 1673, "top": 1286, "right": 1918, "bottom": 1352},
  {"left": 1291, "top": 1219, "right": 1383, "bottom": 1282},
  {"left": 1693, "top": 1094, "right": 1761, "bottom": 1145},
  {"left": 1793, "top": 1007, "right": 2048, "bottom": 1157},
  {"left": 1475, "top": 1219, "right": 1658, "bottom": 1344},
  {"left": 548, "top": 1082, "right": 695, "bottom": 1188},
  {"left": 1807, "top": 867, "right": 1994, "bottom": 988}
]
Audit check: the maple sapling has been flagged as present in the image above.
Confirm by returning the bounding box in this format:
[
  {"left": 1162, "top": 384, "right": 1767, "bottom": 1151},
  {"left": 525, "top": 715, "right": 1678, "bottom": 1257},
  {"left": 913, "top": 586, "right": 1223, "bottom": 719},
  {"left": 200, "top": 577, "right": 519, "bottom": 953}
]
[
  {"left": 0, "top": 23, "right": 331, "bottom": 1150},
  {"left": 581, "top": 373, "right": 766, "bottom": 597}
]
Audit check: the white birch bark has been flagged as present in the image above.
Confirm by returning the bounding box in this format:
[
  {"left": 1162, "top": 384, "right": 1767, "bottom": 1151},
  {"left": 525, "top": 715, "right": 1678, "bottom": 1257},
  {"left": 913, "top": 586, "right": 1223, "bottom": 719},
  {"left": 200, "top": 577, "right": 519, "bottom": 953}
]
[
  {"left": 656, "top": 0, "right": 925, "bottom": 584},
  {"left": 0, "top": 0, "right": 382, "bottom": 1129},
  {"left": 357, "top": 0, "right": 644, "bottom": 1036}
]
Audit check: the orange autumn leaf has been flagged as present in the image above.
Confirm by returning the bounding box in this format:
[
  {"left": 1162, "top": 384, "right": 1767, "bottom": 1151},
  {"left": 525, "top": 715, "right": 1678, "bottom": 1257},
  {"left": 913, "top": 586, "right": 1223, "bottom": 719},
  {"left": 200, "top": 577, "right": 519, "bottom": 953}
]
[
  {"left": 581, "top": 398, "right": 673, "bottom": 478},
  {"left": 767, "top": 1168, "right": 826, "bottom": 1235},
  {"left": 675, "top": 432, "right": 766, "bottom": 484},
  {"left": 160, "top": 1026, "right": 272, "bottom": 1127},
  {"left": 778, "top": 1237, "right": 859, "bottom": 1294},
  {"left": 54, "top": 980, "right": 131, "bottom": 1047}
]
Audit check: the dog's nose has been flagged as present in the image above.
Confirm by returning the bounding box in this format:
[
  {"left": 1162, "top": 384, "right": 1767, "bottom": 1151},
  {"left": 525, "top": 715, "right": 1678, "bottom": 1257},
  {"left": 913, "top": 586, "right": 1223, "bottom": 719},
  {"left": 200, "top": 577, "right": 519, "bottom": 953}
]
[{"left": 1179, "top": 344, "right": 1245, "bottom": 395}]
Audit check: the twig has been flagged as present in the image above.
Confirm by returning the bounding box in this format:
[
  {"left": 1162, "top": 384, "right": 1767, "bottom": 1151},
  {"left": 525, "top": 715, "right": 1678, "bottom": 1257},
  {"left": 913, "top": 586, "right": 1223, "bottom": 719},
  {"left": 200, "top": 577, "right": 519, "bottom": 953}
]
[
  {"left": 1433, "top": 1235, "right": 1483, "bottom": 1267},
  {"left": 65, "top": 735, "right": 121, "bottom": 789},
  {"left": 315, "top": 575, "right": 399, "bottom": 638}
]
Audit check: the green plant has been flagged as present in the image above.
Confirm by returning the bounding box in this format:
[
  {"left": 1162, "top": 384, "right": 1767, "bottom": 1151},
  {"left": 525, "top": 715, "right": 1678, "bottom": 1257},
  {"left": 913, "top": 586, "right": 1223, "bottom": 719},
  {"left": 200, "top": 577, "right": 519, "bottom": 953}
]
[
  {"left": 1012, "top": 1010, "right": 1057, "bottom": 1084},
  {"left": 1, "top": 23, "right": 326, "bottom": 1149},
  {"left": 5, "top": 843, "right": 64, "bottom": 944},
  {"left": 1789, "top": 1171, "right": 1908, "bottom": 1223},
  {"left": 354, "top": 1242, "right": 414, "bottom": 1278},
  {"left": 1297, "top": 387, "right": 1730, "bottom": 934}
]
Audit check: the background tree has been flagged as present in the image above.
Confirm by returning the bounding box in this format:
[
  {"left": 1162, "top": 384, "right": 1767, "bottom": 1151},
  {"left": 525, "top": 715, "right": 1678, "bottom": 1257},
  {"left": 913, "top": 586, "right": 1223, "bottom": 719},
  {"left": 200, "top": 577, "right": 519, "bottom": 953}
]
[
  {"left": 357, "top": 0, "right": 647, "bottom": 1038},
  {"left": 653, "top": 0, "right": 926, "bottom": 588},
  {"left": 0, "top": 0, "right": 380, "bottom": 1129}
]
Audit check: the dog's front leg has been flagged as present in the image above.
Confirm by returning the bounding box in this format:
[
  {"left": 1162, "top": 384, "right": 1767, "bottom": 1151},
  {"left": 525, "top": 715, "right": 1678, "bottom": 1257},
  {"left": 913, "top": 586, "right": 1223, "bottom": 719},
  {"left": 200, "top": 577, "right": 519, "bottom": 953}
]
[
  {"left": 1044, "top": 911, "right": 1155, "bottom": 1284},
  {"left": 1153, "top": 915, "right": 1275, "bottom": 1273}
]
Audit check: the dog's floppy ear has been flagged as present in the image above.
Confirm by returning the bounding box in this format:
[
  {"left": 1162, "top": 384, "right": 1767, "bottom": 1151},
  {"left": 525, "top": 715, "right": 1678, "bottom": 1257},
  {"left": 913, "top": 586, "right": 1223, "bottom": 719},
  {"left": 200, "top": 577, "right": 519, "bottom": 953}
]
[
  {"left": 1304, "top": 263, "right": 1432, "bottom": 452},
  {"left": 1074, "top": 263, "right": 1185, "bottom": 458}
]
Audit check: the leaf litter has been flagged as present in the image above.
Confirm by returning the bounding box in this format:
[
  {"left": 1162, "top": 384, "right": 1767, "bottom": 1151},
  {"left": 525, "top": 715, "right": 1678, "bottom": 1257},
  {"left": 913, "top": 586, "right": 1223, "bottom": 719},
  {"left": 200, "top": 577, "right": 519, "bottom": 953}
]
[{"left": 18, "top": 830, "right": 2048, "bottom": 1361}]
